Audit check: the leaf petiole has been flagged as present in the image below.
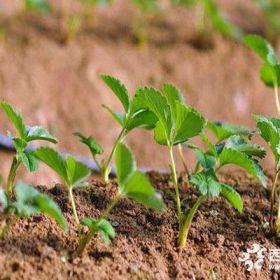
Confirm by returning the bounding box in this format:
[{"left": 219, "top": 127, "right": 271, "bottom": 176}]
[
  {"left": 274, "top": 84, "right": 280, "bottom": 117},
  {"left": 6, "top": 157, "right": 21, "bottom": 196},
  {"left": 270, "top": 168, "right": 280, "bottom": 228}
]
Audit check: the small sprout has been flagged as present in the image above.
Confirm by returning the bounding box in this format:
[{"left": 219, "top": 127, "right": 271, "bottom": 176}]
[
  {"left": 35, "top": 147, "right": 91, "bottom": 234},
  {"left": 0, "top": 102, "right": 57, "bottom": 196},
  {"left": 76, "top": 143, "right": 164, "bottom": 254},
  {"left": 75, "top": 74, "right": 157, "bottom": 183},
  {"left": 0, "top": 182, "right": 67, "bottom": 238}
]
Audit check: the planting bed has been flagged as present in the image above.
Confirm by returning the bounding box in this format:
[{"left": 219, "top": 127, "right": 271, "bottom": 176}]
[{"left": 0, "top": 171, "right": 278, "bottom": 280}]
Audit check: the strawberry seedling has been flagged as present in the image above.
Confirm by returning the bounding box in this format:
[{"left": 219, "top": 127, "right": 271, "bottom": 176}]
[
  {"left": 0, "top": 182, "right": 67, "bottom": 238},
  {"left": 75, "top": 74, "right": 157, "bottom": 183},
  {"left": 0, "top": 102, "right": 57, "bottom": 197}
]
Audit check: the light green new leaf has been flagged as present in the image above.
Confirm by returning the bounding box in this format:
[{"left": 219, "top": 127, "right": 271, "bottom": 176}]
[
  {"left": 190, "top": 169, "right": 221, "bottom": 197},
  {"left": 26, "top": 126, "right": 58, "bottom": 143},
  {"left": 14, "top": 182, "right": 67, "bottom": 231},
  {"left": 66, "top": 156, "right": 91, "bottom": 187},
  {"left": 121, "top": 171, "right": 164, "bottom": 210},
  {"left": 126, "top": 110, "right": 158, "bottom": 132},
  {"left": 173, "top": 102, "right": 205, "bottom": 145},
  {"left": 101, "top": 75, "right": 130, "bottom": 113},
  {"left": 207, "top": 121, "right": 251, "bottom": 142},
  {"left": 20, "top": 150, "right": 39, "bottom": 172},
  {"left": 260, "top": 63, "right": 280, "bottom": 88},
  {"left": 219, "top": 148, "right": 266, "bottom": 187},
  {"left": 220, "top": 184, "right": 243, "bottom": 213},
  {"left": 115, "top": 143, "right": 136, "bottom": 185},
  {"left": 35, "top": 147, "right": 68, "bottom": 185},
  {"left": 1, "top": 102, "right": 26, "bottom": 139},
  {"left": 243, "top": 34, "right": 277, "bottom": 65},
  {"left": 74, "top": 132, "right": 103, "bottom": 155}
]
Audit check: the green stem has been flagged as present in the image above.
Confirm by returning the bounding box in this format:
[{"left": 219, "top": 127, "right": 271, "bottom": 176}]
[
  {"left": 274, "top": 84, "right": 280, "bottom": 118},
  {"left": 178, "top": 144, "right": 190, "bottom": 177},
  {"left": 6, "top": 157, "right": 21, "bottom": 196},
  {"left": 102, "top": 128, "right": 126, "bottom": 183},
  {"left": 276, "top": 195, "right": 280, "bottom": 237},
  {"left": 168, "top": 145, "right": 182, "bottom": 224},
  {"left": 178, "top": 196, "right": 204, "bottom": 248},
  {"left": 270, "top": 169, "right": 280, "bottom": 228},
  {"left": 68, "top": 187, "right": 81, "bottom": 235},
  {"left": 76, "top": 193, "right": 122, "bottom": 255}
]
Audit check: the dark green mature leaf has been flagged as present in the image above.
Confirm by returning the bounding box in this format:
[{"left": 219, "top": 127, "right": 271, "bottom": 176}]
[
  {"left": 13, "top": 182, "right": 67, "bottom": 231},
  {"left": 115, "top": 143, "right": 135, "bottom": 185},
  {"left": 1, "top": 102, "right": 26, "bottom": 139},
  {"left": 36, "top": 147, "right": 68, "bottom": 184},
  {"left": 74, "top": 132, "right": 103, "bottom": 155},
  {"left": 225, "top": 135, "right": 266, "bottom": 158},
  {"left": 243, "top": 34, "right": 277, "bottom": 65},
  {"left": 190, "top": 169, "right": 221, "bottom": 197},
  {"left": 121, "top": 171, "right": 164, "bottom": 210},
  {"left": 102, "top": 105, "right": 125, "bottom": 126},
  {"left": 219, "top": 148, "right": 266, "bottom": 186},
  {"left": 81, "top": 217, "right": 115, "bottom": 245},
  {"left": 207, "top": 121, "right": 251, "bottom": 142},
  {"left": 255, "top": 115, "right": 280, "bottom": 167},
  {"left": 173, "top": 102, "right": 205, "bottom": 145},
  {"left": 66, "top": 156, "right": 91, "bottom": 188},
  {"left": 220, "top": 184, "right": 243, "bottom": 213},
  {"left": 101, "top": 75, "right": 130, "bottom": 113},
  {"left": 20, "top": 150, "right": 38, "bottom": 172},
  {"left": 26, "top": 126, "right": 57, "bottom": 144}
]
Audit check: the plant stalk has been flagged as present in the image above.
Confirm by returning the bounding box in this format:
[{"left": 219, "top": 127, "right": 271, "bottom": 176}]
[
  {"left": 6, "top": 157, "right": 21, "bottom": 196},
  {"left": 68, "top": 187, "right": 81, "bottom": 235},
  {"left": 178, "top": 195, "right": 204, "bottom": 248},
  {"left": 102, "top": 128, "right": 126, "bottom": 183},
  {"left": 270, "top": 169, "right": 280, "bottom": 228},
  {"left": 178, "top": 144, "right": 190, "bottom": 177},
  {"left": 274, "top": 85, "right": 280, "bottom": 118},
  {"left": 76, "top": 193, "right": 122, "bottom": 255},
  {"left": 168, "top": 145, "right": 182, "bottom": 224}
]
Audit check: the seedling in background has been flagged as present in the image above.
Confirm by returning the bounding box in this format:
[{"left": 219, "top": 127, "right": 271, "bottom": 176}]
[
  {"left": 0, "top": 102, "right": 57, "bottom": 197},
  {"left": 76, "top": 143, "right": 164, "bottom": 254},
  {"left": 0, "top": 182, "right": 67, "bottom": 238},
  {"left": 243, "top": 35, "right": 280, "bottom": 235},
  {"left": 75, "top": 74, "right": 157, "bottom": 183},
  {"left": 35, "top": 144, "right": 164, "bottom": 255},
  {"left": 35, "top": 147, "right": 91, "bottom": 234},
  {"left": 22, "top": 0, "right": 51, "bottom": 13}
]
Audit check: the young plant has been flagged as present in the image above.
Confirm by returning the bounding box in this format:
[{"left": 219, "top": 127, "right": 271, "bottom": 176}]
[
  {"left": 132, "top": 83, "right": 205, "bottom": 247},
  {"left": 22, "top": 0, "right": 51, "bottom": 13},
  {"left": 243, "top": 35, "right": 280, "bottom": 234},
  {"left": 0, "top": 102, "right": 58, "bottom": 197},
  {"left": 35, "top": 147, "right": 91, "bottom": 234},
  {"left": 35, "top": 144, "right": 164, "bottom": 255},
  {"left": 75, "top": 74, "right": 157, "bottom": 183},
  {"left": 0, "top": 182, "right": 67, "bottom": 238},
  {"left": 76, "top": 142, "right": 164, "bottom": 254}
]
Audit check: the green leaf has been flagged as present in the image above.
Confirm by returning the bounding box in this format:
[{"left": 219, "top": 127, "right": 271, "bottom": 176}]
[
  {"left": 101, "top": 75, "right": 130, "bottom": 113},
  {"left": 260, "top": 62, "right": 280, "bottom": 88},
  {"left": 126, "top": 110, "right": 158, "bottom": 132},
  {"left": 219, "top": 148, "right": 266, "bottom": 187},
  {"left": 81, "top": 218, "right": 115, "bottom": 245},
  {"left": 173, "top": 103, "right": 205, "bottom": 145},
  {"left": 26, "top": 126, "right": 58, "bottom": 143},
  {"left": 225, "top": 135, "right": 266, "bottom": 158},
  {"left": 20, "top": 150, "right": 39, "bottom": 172},
  {"left": 74, "top": 132, "right": 103, "bottom": 155},
  {"left": 121, "top": 171, "right": 164, "bottom": 210},
  {"left": 13, "top": 182, "right": 67, "bottom": 231},
  {"left": 102, "top": 105, "right": 125, "bottom": 127},
  {"left": 243, "top": 34, "right": 277, "bottom": 65},
  {"left": 190, "top": 169, "right": 221, "bottom": 197},
  {"left": 220, "top": 184, "right": 243, "bottom": 213},
  {"left": 207, "top": 121, "right": 251, "bottom": 142},
  {"left": 195, "top": 150, "right": 216, "bottom": 170},
  {"left": 0, "top": 188, "right": 8, "bottom": 208},
  {"left": 35, "top": 147, "right": 68, "bottom": 185},
  {"left": 24, "top": 0, "right": 51, "bottom": 13},
  {"left": 132, "top": 0, "right": 160, "bottom": 12},
  {"left": 154, "top": 121, "right": 168, "bottom": 145},
  {"left": 200, "top": 133, "right": 218, "bottom": 157},
  {"left": 115, "top": 143, "right": 135, "bottom": 185},
  {"left": 66, "top": 156, "right": 91, "bottom": 187},
  {"left": 1, "top": 102, "right": 26, "bottom": 139},
  {"left": 255, "top": 115, "right": 280, "bottom": 167}
]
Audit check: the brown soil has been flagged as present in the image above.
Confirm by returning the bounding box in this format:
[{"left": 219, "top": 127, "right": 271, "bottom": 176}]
[
  {"left": 0, "top": 0, "right": 278, "bottom": 185},
  {"left": 0, "top": 171, "right": 279, "bottom": 280}
]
